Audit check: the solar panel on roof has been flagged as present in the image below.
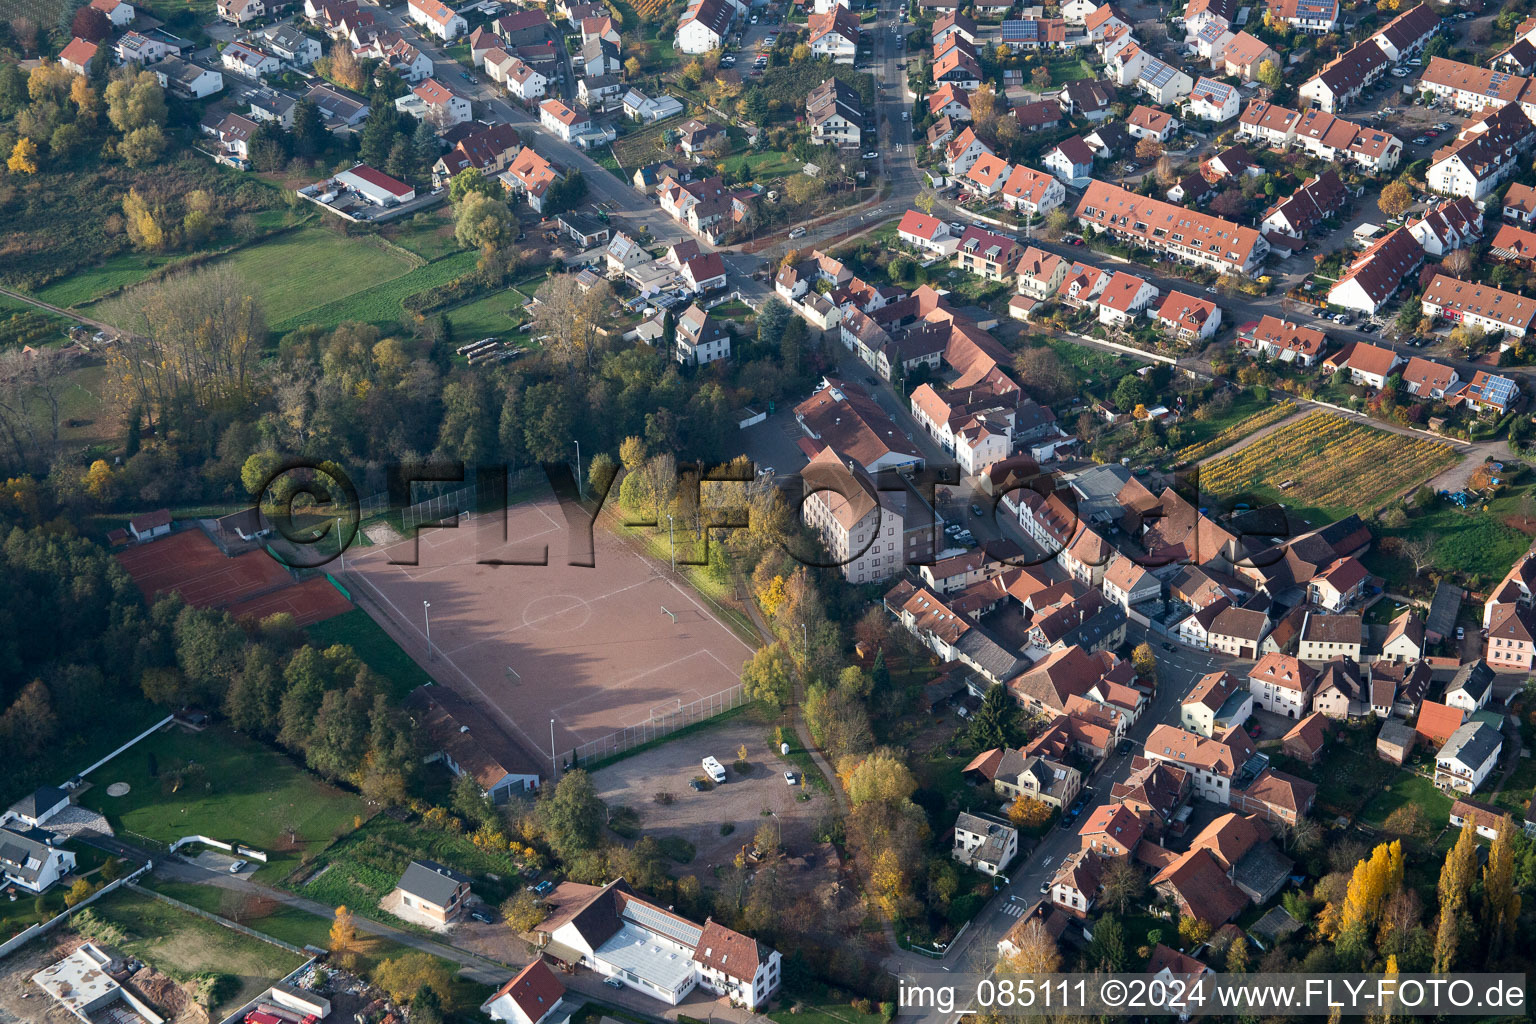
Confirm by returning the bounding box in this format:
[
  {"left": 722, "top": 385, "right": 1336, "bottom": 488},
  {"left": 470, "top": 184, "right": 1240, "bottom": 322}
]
[{"left": 623, "top": 902, "right": 703, "bottom": 947}]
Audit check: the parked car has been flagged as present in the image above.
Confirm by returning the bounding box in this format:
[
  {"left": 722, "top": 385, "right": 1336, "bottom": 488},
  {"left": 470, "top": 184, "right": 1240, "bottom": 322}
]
[
  {"left": 1039, "top": 880, "right": 1051, "bottom": 894},
  {"left": 604, "top": 977, "right": 625, "bottom": 989},
  {"left": 688, "top": 778, "right": 704, "bottom": 791},
  {"left": 784, "top": 771, "right": 797, "bottom": 785},
  {"left": 971, "top": 504, "right": 983, "bottom": 516},
  {"left": 861, "top": 150, "right": 880, "bottom": 159},
  {"left": 1117, "top": 739, "right": 1133, "bottom": 755},
  {"left": 1457, "top": 626, "right": 1466, "bottom": 641},
  {"left": 534, "top": 879, "right": 555, "bottom": 895},
  {"left": 229, "top": 860, "right": 247, "bottom": 874},
  {"left": 470, "top": 908, "right": 492, "bottom": 923}
]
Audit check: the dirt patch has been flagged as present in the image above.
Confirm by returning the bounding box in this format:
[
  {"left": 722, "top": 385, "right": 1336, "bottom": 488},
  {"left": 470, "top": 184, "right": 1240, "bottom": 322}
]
[
  {"left": 127, "top": 966, "right": 210, "bottom": 1024},
  {"left": 0, "top": 934, "right": 84, "bottom": 1024},
  {"left": 1504, "top": 515, "right": 1536, "bottom": 536}
]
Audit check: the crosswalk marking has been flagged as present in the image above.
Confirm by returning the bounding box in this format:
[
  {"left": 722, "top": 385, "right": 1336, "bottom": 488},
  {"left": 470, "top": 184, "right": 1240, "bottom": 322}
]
[{"left": 1000, "top": 903, "right": 1024, "bottom": 918}]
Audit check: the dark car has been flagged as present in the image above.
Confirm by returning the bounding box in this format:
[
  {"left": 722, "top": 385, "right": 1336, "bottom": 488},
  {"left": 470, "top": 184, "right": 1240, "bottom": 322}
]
[
  {"left": 688, "top": 779, "right": 704, "bottom": 791},
  {"left": 470, "top": 908, "right": 493, "bottom": 923},
  {"left": 1117, "top": 739, "right": 1134, "bottom": 755}
]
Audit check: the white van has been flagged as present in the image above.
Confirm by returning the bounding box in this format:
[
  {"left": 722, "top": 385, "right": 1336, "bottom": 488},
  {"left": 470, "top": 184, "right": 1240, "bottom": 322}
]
[{"left": 702, "top": 756, "right": 726, "bottom": 783}]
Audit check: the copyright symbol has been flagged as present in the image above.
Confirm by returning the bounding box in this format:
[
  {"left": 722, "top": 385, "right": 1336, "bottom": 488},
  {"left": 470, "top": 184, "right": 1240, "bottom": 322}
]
[
  {"left": 250, "top": 457, "right": 359, "bottom": 569},
  {"left": 1101, "top": 980, "right": 1127, "bottom": 1008}
]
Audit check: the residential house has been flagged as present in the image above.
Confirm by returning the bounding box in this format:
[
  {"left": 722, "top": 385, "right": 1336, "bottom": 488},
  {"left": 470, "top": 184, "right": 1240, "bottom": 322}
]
[
  {"left": 1136, "top": 58, "right": 1194, "bottom": 105},
  {"left": 1282, "top": 712, "right": 1329, "bottom": 764},
  {"left": 221, "top": 41, "right": 279, "bottom": 78},
  {"left": 59, "top": 37, "right": 99, "bottom": 76},
  {"left": 1490, "top": 223, "right": 1536, "bottom": 264},
  {"left": 265, "top": 24, "right": 322, "bottom": 64},
  {"left": 1248, "top": 653, "right": 1318, "bottom": 720},
  {"left": 1297, "top": 612, "right": 1363, "bottom": 663},
  {"left": 3, "top": 788, "right": 70, "bottom": 829},
  {"left": 983, "top": 166, "right": 1056, "bottom": 223},
  {"left": 956, "top": 226, "right": 1023, "bottom": 282},
  {"left": 1448, "top": 796, "right": 1509, "bottom": 841},
  {"left": 1311, "top": 656, "right": 1370, "bottom": 719},
  {"left": 116, "top": 30, "right": 176, "bottom": 64},
  {"left": 898, "top": 210, "right": 957, "bottom": 255},
  {"left": 1059, "top": 79, "right": 1115, "bottom": 120},
  {"left": 217, "top": 0, "right": 265, "bottom": 25},
  {"left": 1269, "top": 0, "right": 1338, "bottom": 33},
  {"left": 1446, "top": 660, "right": 1495, "bottom": 713},
  {"left": 409, "top": 685, "right": 540, "bottom": 800},
  {"left": 674, "top": 304, "right": 730, "bottom": 366},
  {"left": 535, "top": 879, "right": 780, "bottom": 1009},
  {"left": 1455, "top": 370, "right": 1521, "bottom": 416},
  {"left": 1014, "top": 247, "right": 1070, "bottom": 300},
  {"left": 1400, "top": 356, "right": 1460, "bottom": 401},
  {"left": 203, "top": 111, "right": 258, "bottom": 165},
  {"left": 1326, "top": 227, "right": 1425, "bottom": 315},
  {"left": 1369, "top": 1, "right": 1438, "bottom": 60},
  {"left": 1435, "top": 721, "right": 1504, "bottom": 793},
  {"left": 1322, "top": 339, "right": 1405, "bottom": 389},
  {"left": 1240, "top": 316, "right": 1328, "bottom": 366},
  {"left": 1380, "top": 610, "right": 1426, "bottom": 663},
  {"left": 1504, "top": 182, "right": 1536, "bottom": 225},
  {"left": 1101, "top": 554, "right": 1159, "bottom": 610},
  {"left": 397, "top": 78, "right": 472, "bottom": 126},
  {"left": 1186, "top": 77, "right": 1240, "bottom": 121},
  {"left": 1298, "top": 39, "right": 1389, "bottom": 112},
  {"left": 90, "top": 0, "right": 134, "bottom": 27},
  {"left": 964, "top": 153, "right": 1013, "bottom": 197},
  {"left": 539, "top": 98, "right": 592, "bottom": 143},
  {"left": 622, "top": 90, "right": 683, "bottom": 122},
  {"left": 1156, "top": 291, "right": 1221, "bottom": 342},
  {"left": 952, "top": 812, "right": 1019, "bottom": 875},
  {"left": 808, "top": 77, "right": 863, "bottom": 148},
  {"left": 482, "top": 961, "right": 567, "bottom": 1024},
  {"left": 1142, "top": 723, "right": 1255, "bottom": 805},
  {"left": 1260, "top": 170, "right": 1346, "bottom": 242},
  {"left": 1486, "top": 602, "right": 1536, "bottom": 671},
  {"left": 1408, "top": 197, "right": 1484, "bottom": 257},
  {"left": 1219, "top": 31, "right": 1277, "bottom": 81},
  {"left": 501, "top": 147, "right": 560, "bottom": 212},
  {"left": 1127, "top": 104, "right": 1177, "bottom": 141},
  {"left": 1419, "top": 55, "right": 1531, "bottom": 112},
  {"left": 1042, "top": 136, "right": 1095, "bottom": 182},
  {"left": 808, "top": 6, "right": 859, "bottom": 63},
  {"left": 946, "top": 126, "right": 993, "bottom": 175},
  {"left": 304, "top": 82, "right": 369, "bottom": 130},
  {"left": 1096, "top": 272, "right": 1158, "bottom": 327},
  {"left": 407, "top": 0, "right": 468, "bottom": 39},
  {"left": 392, "top": 859, "right": 471, "bottom": 924},
  {"left": 1426, "top": 103, "right": 1536, "bottom": 200},
  {"left": 965, "top": 747, "right": 1083, "bottom": 809},
  {"left": 0, "top": 825, "right": 75, "bottom": 894},
  {"left": 1078, "top": 803, "right": 1145, "bottom": 858},
  {"left": 676, "top": 0, "right": 732, "bottom": 54},
  {"left": 1075, "top": 180, "right": 1268, "bottom": 275},
  {"left": 805, "top": 449, "right": 938, "bottom": 585},
  {"left": 1048, "top": 850, "right": 1102, "bottom": 916},
  {"left": 505, "top": 59, "right": 548, "bottom": 101},
  {"left": 1182, "top": 670, "right": 1253, "bottom": 737},
  {"left": 432, "top": 121, "right": 522, "bottom": 186},
  {"left": 1378, "top": 718, "right": 1417, "bottom": 764},
  {"left": 1421, "top": 274, "right": 1536, "bottom": 339}
]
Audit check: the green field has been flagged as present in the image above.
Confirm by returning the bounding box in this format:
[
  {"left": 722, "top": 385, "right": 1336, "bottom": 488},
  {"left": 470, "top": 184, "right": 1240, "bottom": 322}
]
[
  {"left": 1359, "top": 771, "right": 1454, "bottom": 831},
  {"left": 297, "top": 814, "right": 524, "bottom": 918},
  {"left": 386, "top": 212, "right": 466, "bottom": 261},
  {"left": 306, "top": 608, "right": 431, "bottom": 700},
  {"left": 220, "top": 228, "right": 420, "bottom": 325},
  {"left": 1366, "top": 483, "right": 1536, "bottom": 593},
  {"left": 1044, "top": 56, "right": 1096, "bottom": 83},
  {"left": 274, "top": 250, "right": 481, "bottom": 334},
  {"left": 83, "top": 888, "right": 306, "bottom": 1016},
  {"left": 80, "top": 726, "right": 369, "bottom": 880},
  {"left": 31, "top": 252, "right": 188, "bottom": 308},
  {"left": 442, "top": 288, "right": 536, "bottom": 341}
]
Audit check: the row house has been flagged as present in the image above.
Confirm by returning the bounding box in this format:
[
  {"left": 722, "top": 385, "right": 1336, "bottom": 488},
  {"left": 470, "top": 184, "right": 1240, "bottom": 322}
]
[
  {"left": 1297, "top": 611, "right": 1363, "bottom": 663},
  {"left": 884, "top": 581, "right": 1024, "bottom": 684},
  {"left": 1237, "top": 100, "right": 1402, "bottom": 174},
  {"left": 1326, "top": 227, "right": 1424, "bottom": 315},
  {"left": 1260, "top": 170, "right": 1346, "bottom": 243},
  {"left": 1248, "top": 652, "right": 1317, "bottom": 719},
  {"left": 1418, "top": 56, "right": 1533, "bottom": 113},
  {"left": 1181, "top": 670, "right": 1253, "bottom": 737},
  {"left": 1407, "top": 197, "right": 1483, "bottom": 257},
  {"left": 1076, "top": 181, "right": 1267, "bottom": 275},
  {"left": 1298, "top": 38, "right": 1389, "bottom": 112},
  {"left": 1427, "top": 103, "right": 1536, "bottom": 200},
  {"left": 1421, "top": 273, "right": 1536, "bottom": 339}
]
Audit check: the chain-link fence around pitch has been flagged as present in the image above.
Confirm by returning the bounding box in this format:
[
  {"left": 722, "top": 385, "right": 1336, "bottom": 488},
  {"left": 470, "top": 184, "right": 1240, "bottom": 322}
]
[{"left": 568, "top": 682, "right": 748, "bottom": 768}]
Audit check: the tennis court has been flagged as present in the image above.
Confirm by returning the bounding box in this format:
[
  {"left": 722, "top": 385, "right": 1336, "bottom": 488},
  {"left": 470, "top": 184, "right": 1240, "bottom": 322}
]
[
  {"left": 115, "top": 529, "right": 354, "bottom": 627},
  {"left": 340, "top": 491, "right": 755, "bottom": 766}
]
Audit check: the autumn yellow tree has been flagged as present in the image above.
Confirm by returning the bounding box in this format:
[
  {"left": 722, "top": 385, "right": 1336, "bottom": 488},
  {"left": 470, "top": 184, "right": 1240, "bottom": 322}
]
[
  {"left": 1008, "top": 795, "right": 1052, "bottom": 828},
  {"left": 1434, "top": 824, "right": 1478, "bottom": 971},
  {"left": 870, "top": 847, "right": 906, "bottom": 918},
  {"left": 759, "top": 574, "right": 789, "bottom": 617},
  {"left": 122, "top": 188, "right": 166, "bottom": 252},
  {"left": 329, "top": 905, "right": 358, "bottom": 960},
  {"left": 82, "top": 460, "right": 116, "bottom": 504},
  {"left": 8, "top": 137, "right": 39, "bottom": 174},
  {"left": 1482, "top": 814, "right": 1520, "bottom": 965},
  {"left": 1131, "top": 642, "right": 1157, "bottom": 678},
  {"left": 1378, "top": 181, "right": 1414, "bottom": 220},
  {"left": 998, "top": 921, "right": 1061, "bottom": 973}
]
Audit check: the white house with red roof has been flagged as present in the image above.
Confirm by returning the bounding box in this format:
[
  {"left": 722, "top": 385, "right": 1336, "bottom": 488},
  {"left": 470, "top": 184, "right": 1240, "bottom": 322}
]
[
  {"left": 504, "top": 59, "right": 548, "bottom": 101},
  {"left": 1326, "top": 226, "right": 1424, "bottom": 314},
  {"left": 1322, "top": 340, "right": 1404, "bottom": 389},
  {"left": 1186, "top": 76, "right": 1239, "bottom": 121},
  {"left": 218, "top": 0, "right": 265, "bottom": 24},
  {"left": 1015, "top": 247, "right": 1069, "bottom": 300},
  {"left": 1096, "top": 272, "right": 1158, "bottom": 327},
  {"left": 944, "top": 126, "right": 992, "bottom": 176},
  {"left": 1127, "top": 104, "right": 1177, "bottom": 141},
  {"left": 1000, "top": 164, "right": 1065, "bottom": 215},
  {"left": 1156, "top": 291, "right": 1221, "bottom": 341},
  {"left": 1401, "top": 356, "right": 1460, "bottom": 400},
  {"left": 539, "top": 98, "right": 592, "bottom": 141},
  {"left": 221, "top": 41, "right": 279, "bottom": 78},
  {"left": 89, "top": 0, "right": 135, "bottom": 27},
  {"left": 396, "top": 78, "right": 472, "bottom": 125},
  {"left": 59, "top": 37, "right": 99, "bottom": 75},
  {"left": 1421, "top": 274, "right": 1536, "bottom": 339},
  {"left": 1239, "top": 316, "right": 1327, "bottom": 365},
  {"left": 482, "top": 960, "right": 566, "bottom": 1024},
  {"left": 964, "top": 153, "right": 1012, "bottom": 197},
  {"left": 407, "top": 0, "right": 468, "bottom": 39},
  {"left": 898, "top": 210, "right": 958, "bottom": 255},
  {"left": 1042, "top": 136, "right": 1095, "bottom": 181}
]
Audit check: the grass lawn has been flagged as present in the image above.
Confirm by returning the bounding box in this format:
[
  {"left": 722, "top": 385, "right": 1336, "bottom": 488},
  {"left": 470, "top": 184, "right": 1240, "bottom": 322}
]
[
  {"left": 595, "top": 147, "right": 627, "bottom": 180},
  {"left": 441, "top": 288, "right": 536, "bottom": 341},
  {"left": 1491, "top": 757, "right": 1536, "bottom": 815},
  {"left": 1358, "top": 771, "right": 1453, "bottom": 830},
  {"left": 272, "top": 250, "right": 481, "bottom": 334},
  {"left": 295, "top": 814, "right": 525, "bottom": 917},
  {"left": 306, "top": 608, "right": 432, "bottom": 700},
  {"left": 1198, "top": 410, "right": 1458, "bottom": 521},
  {"left": 1044, "top": 57, "right": 1096, "bottom": 83},
  {"left": 79, "top": 725, "right": 369, "bottom": 881},
  {"left": 727, "top": 149, "right": 803, "bottom": 183},
  {"left": 770, "top": 997, "right": 886, "bottom": 1024},
  {"left": 386, "top": 211, "right": 466, "bottom": 262},
  {"left": 3, "top": 697, "right": 164, "bottom": 808},
  {"left": 83, "top": 887, "right": 306, "bottom": 1017},
  {"left": 1037, "top": 336, "right": 1130, "bottom": 390},
  {"left": 1365, "top": 483, "right": 1536, "bottom": 594},
  {"left": 1275, "top": 741, "right": 1396, "bottom": 819},
  {"left": 31, "top": 252, "right": 187, "bottom": 308}
]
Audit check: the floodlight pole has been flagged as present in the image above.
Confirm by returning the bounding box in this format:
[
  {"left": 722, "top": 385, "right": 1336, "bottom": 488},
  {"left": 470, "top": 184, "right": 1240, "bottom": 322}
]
[
  {"left": 423, "top": 600, "right": 433, "bottom": 661},
  {"left": 550, "top": 718, "right": 559, "bottom": 782}
]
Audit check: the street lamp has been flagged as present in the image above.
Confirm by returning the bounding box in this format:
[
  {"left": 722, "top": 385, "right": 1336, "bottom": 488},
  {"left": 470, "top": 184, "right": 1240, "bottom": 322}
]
[
  {"left": 423, "top": 600, "right": 433, "bottom": 661},
  {"left": 336, "top": 516, "right": 344, "bottom": 571},
  {"left": 667, "top": 513, "right": 675, "bottom": 572},
  {"left": 550, "top": 718, "right": 558, "bottom": 781},
  {"left": 769, "top": 809, "right": 782, "bottom": 849},
  {"left": 575, "top": 439, "right": 583, "bottom": 499}
]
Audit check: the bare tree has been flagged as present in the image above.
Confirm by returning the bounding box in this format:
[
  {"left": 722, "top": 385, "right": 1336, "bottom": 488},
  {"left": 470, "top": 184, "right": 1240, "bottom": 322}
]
[
  {"left": 1402, "top": 536, "right": 1433, "bottom": 575},
  {"left": 0, "top": 346, "right": 73, "bottom": 469}
]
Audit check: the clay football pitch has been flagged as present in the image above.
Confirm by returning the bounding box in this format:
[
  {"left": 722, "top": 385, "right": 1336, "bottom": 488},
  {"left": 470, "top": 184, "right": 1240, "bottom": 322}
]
[{"left": 342, "top": 493, "right": 755, "bottom": 766}]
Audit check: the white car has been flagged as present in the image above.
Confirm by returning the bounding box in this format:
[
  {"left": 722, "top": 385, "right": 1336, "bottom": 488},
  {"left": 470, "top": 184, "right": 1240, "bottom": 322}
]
[
  {"left": 861, "top": 150, "right": 880, "bottom": 159},
  {"left": 784, "top": 771, "right": 796, "bottom": 786}
]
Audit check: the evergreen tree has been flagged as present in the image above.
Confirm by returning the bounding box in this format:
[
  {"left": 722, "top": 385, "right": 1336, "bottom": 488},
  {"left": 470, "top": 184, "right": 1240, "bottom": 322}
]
[{"left": 290, "top": 99, "right": 323, "bottom": 159}]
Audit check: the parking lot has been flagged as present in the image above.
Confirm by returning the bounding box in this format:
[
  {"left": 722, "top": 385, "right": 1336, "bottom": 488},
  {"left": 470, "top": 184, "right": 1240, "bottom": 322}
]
[{"left": 589, "top": 715, "right": 826, "bottom": 871}]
